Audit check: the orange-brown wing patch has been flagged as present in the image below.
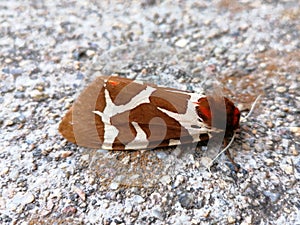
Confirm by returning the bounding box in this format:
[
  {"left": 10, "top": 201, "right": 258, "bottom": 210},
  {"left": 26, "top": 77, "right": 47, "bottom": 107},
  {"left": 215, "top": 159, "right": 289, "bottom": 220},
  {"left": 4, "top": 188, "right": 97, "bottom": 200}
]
[{"left": 106, "top": 76, "right": 147, "bottom": 106}]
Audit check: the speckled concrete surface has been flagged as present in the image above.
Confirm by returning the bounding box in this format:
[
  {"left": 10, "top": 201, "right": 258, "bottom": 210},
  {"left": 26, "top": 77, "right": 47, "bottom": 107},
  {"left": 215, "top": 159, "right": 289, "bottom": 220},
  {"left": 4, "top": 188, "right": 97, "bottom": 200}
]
[{"left": 0, "top": 1, "right": 299, "bottom": 224}]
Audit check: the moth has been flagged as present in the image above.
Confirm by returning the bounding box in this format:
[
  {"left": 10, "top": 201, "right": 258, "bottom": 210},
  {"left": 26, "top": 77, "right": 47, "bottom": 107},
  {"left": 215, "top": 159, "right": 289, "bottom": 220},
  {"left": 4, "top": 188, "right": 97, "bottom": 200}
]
[{"left": 59, "top": 76, "right": 240, "bottom": 150}]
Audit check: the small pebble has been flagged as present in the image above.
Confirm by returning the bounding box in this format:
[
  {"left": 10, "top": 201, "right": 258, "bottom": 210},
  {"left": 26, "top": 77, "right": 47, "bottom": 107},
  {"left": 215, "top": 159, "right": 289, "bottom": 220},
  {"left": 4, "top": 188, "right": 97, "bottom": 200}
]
[
  {"left": 283, "top": 207, "right": 291, "bottom": 214},
  {"left": 4, "top": 58, "right": 13, "bottom": 64},
  {"left": 74, "top": 186, "right": 86, "bottom": 201},
  {"left": 202, "top": 210, "right": 211, "bottom": 218},
  {"left": 86, "top": 50, "right": 96, "bottom": 57},
  {"left": 266, "top": 121, "right": 273, "bottom": 128},
  {"left": 227, "top": 216, "right": 236, "bottom": 224},
  {"left": 62, "top": 205, "right": 77, "bottom": 216},
  {"left": 179, "top": 193, "right": 194, "bottom": 209},
  {"left": 109, "top": 182, "right": 119, "bottom": 190},
  {"left": 191, "top": 77, "right": 201, "bottom": 83},
  {"left": 241, "top": 215, "right": 252, "bottom": 225},
  {"left": 124, "top": 204, "right": 133, "bottom": 214},
  {"left": 228, "top": 54, "right": 237, "bottom": 62},
  {"left": 5, "top": 119, "right": 15, "bottom": 126},
  {"left": 132, "top": 195, "right": 144, "bottom": 204},
  {"left": 8, "top": 192, "right": 35, "bottom": 211},
  {"left": 263, "top": 191, "right": 280, "bottom": 203},
  {"left": 175, "top": 38, "right": 189, "bottom": 48},
  {"left": 290, "top": 145, "right": 298, "bottom": 156},
  {"left": 265, "top": 158, "right": 275, "bottom": 166},
  {"left": 257, "top": 44, "right": 266, "bottom": 52},
  {"left": 0, "top": 167, "right": 9, "bottom": 175},
  {"left": 281, "top": 164, "right": 294, "bottom": 175},
  {"left": 276, "top": 86, "right": 287, "bottom": 93},
  {"left": 281, "top": 139, "right": 289, "bottom": 149},
  {"left": 10, "top": 68, "right": 23, "bottom": 75},
  {"left": 214, "top": 47, "right": 226, "bottom": 55},
  {"left": 160, "top": 175, "right": 172, "bottom": 185},
  {"left": 242, "top": 143, "right": 251, "bottom": 151},
  {"left": 152, "top": 207, "right": 165, "bottom": 220},
  {"left": 10, "top": 170, "right": 20, "bottom": 181},
  {"left": 29, "top": 89, "right": 47, "bottom": 101},
  {"left": 60, "top": 151, "right": 73, "bottom": 158},
  {"left": 80, "top": 154, "right": 89, "bottom": 162},
  {"left": 156, "top": 151, "right": 168, "bottom": 159},
  {"left": 290, "top": 127, "right": 300, "bottom": 136},
  {"left": 173, "top": 175, "right": 185, "bottom": 188}
]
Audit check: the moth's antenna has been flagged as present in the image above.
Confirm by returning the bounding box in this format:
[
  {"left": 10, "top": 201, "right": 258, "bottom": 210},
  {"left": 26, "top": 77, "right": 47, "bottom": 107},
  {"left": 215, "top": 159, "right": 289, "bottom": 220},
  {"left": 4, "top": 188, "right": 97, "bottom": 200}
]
[
  {"left": 207, "top": 95, "right": 261, "bottom": 171},
  {"left": 205, "top": 95, "right": 261, "bottom": 172},
  {"left": 208, "top": 132, "right": 236, "bottom": 171},
  {"left": 242, "top": 95, "right": 261, "bottom": 121}
]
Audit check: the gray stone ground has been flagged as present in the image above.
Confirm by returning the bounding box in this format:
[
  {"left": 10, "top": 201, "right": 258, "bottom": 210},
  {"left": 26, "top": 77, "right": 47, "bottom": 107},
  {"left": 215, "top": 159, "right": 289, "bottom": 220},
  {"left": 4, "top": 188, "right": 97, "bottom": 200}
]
[{"left": 0, "top": 0, "right": 299, "bottom": 224}]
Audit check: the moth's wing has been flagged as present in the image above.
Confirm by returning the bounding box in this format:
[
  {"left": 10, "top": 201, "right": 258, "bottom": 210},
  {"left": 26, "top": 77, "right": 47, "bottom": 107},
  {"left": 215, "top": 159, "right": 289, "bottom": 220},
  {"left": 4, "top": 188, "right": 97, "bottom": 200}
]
[
  {"left": 59, "top": 75, "right": 151, "bottom": 148},
  {"left": 109, "top": 116, "right": 210, "bottom": 150},
  {"left": 59, "top": 76, "right": 157, "bottom": 148},
  {"left": 59, "top": 76, "right": 208, "bottom": 150},
  {"left": 59, "top": 76, "right": 108, "bottom": 148},
  {"left": 106, "top": 83, "right": 209, "bottom": 150}
]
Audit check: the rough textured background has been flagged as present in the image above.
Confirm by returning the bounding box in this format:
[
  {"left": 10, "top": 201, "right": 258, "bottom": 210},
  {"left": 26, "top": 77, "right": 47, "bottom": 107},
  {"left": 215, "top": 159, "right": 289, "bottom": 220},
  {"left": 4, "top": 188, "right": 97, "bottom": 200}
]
[{"left": 0, "top": 0, "right": 299, "bottom": 224}]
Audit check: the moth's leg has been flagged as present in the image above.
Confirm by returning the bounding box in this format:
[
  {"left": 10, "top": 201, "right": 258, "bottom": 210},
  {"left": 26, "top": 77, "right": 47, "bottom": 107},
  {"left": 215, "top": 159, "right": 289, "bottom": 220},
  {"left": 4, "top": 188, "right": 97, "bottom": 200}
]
[{"left": 223, "top": 139, "right": 240, "bottom": 172}]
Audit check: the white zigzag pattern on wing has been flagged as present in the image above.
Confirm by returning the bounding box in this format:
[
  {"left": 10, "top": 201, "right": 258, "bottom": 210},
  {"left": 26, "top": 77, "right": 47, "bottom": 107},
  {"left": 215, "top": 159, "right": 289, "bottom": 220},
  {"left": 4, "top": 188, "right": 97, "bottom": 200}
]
[
  {"left": 93, "top": 84, "right": 156, "bottom": 149},
  {"left": 157, "top": 93, "right": 212, "bottom": 142}
]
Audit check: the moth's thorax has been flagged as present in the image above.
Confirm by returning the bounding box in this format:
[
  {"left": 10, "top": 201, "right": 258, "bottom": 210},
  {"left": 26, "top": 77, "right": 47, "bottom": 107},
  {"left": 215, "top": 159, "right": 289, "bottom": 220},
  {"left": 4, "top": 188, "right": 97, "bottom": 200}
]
[{"left": 195, "top": 96, "right": 240, "bottom": 137}]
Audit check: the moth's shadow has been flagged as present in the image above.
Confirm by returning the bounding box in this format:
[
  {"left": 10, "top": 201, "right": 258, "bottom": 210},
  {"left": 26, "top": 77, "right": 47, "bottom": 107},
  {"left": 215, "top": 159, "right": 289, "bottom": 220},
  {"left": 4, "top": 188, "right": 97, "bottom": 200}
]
[{"left": 86, "top": 143, "right": 207, "bottom": 189}]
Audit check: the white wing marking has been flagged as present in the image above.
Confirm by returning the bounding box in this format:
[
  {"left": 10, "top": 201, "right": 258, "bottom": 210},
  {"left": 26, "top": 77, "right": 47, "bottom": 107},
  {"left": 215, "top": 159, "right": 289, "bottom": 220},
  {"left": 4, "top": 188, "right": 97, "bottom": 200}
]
[
  {"left": 125, "top": 122, "right": 149, "bottom": 149},
  {"left": 157, "top": 93, "right": 210, "bottom": 142},
  {"left": 93, "top": 85, "right": 156, "bottom": 147}
]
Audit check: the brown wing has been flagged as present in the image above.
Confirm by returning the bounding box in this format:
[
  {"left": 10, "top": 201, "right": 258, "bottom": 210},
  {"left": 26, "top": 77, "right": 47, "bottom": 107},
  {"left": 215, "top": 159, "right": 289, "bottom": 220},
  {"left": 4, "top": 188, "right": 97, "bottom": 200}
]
[
  {"left": 110, "top": 102, "right": 195, "bottom": 150},
  {"left": 59, "top": 76, "right": 106, "bottom": 148},
  {"left": 59, "top": 76, "right": 199, "bottom": 149}
]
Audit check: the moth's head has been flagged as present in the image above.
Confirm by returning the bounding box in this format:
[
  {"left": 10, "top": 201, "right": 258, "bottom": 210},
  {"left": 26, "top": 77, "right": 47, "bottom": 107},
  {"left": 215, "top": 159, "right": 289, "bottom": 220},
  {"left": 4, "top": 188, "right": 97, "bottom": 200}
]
[{"left": 195, "top": 96, "right": 240, "bottom": 137}]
